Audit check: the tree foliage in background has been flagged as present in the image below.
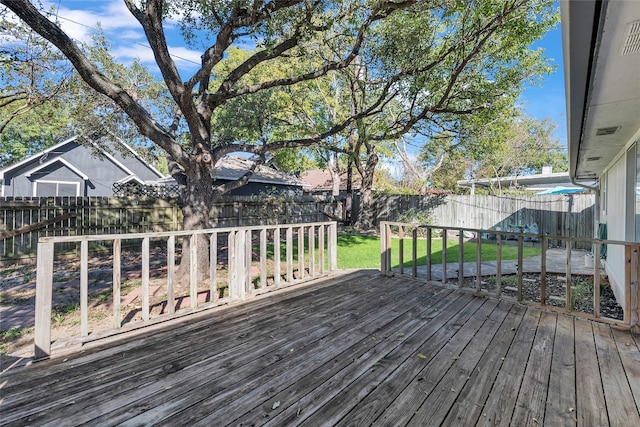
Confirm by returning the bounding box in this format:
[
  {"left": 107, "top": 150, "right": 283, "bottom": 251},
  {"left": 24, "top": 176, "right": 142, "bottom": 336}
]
[
  {"left": 0, "top": 9, "right": 74, "bottom": 166},
  {"left": 1, "top": 0, "right": 558, "bottom": 276},
  {"left": 422, "top": 108, "right": 568, "bottom": 194}
]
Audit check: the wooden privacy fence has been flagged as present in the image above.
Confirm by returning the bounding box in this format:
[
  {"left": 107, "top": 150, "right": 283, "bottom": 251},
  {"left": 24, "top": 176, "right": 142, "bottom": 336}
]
[
  {"left": 369, "top": 193, "right": 595, "bottom": 249},
  {"left": 34, "top": 221, "right": 338, "bottom": 359},
  {"left": 0, "top": 196, "right": 340, "bottom": 262},
  {"left": 380, "top": 221, "right": 639, "bottom": 331}
]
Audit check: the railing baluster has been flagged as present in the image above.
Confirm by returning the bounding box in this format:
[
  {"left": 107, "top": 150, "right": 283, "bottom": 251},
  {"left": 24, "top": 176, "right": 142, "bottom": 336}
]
[
  {"left": 566, "top": 239, "right": 572, "bottom": 312},
  {"left": 80, "top": 240, "right": 88, "bottom": 337},
  {"left": 210, "top": 232, "right": 217, "bottom": 304},
  {"left": 458, "top": 230, "right": 464, "bottom": 288},
  {"left": 189, "top": 234, "right": 197, "bottom": 309},
  {"left": 286, "top": 226, "right": 293, "bottom": 282},
  {"left": 540, "top": 236, "right": 546, "bottom": 306},
  {"left": 426, "top": 227, "right": 432, "bottom": 281},
  {"left": 476, "top": 234, "right": 482, "bottom": 293},
  {"left": 113, "top": 239, "right": 122, "bottom": 326},
  {"left": 629, "top": 246, "right": 639, "bottom": 328},
  {"left": 308, "top": 226, "right": 315, "bottom": 277},
  {"left": 298, "top": 226, "right": 305, "bottom": 279},
  {"left": 228, "top": 231, "right": 236, "bottom": 296},
  {"left": 399, "top": 225, "right": 404, "bottom": 276},
  {"left": 494, "top": 233, "right": 502, "bottom": 298},
  {"left": 329, "top": 222, "right": 337, "bottom": 271},
  {"left": 274, "top": 227, "right": 281, "bottom": 286},
  {"left": 260, "top": 228, "right": 267, "bottom": 287},
  {"left": 517, "top": 235, "right": 523, "bottom": 302},
  {"left": 142, "top": 236, "right": 150, "bottom": 320},
  {"left": 319, "top": 225, "right": 325, "bottom": 274},
  {"left": 412, "top": 227, "right": 417, "bottom": 278},
  {"left": 442, "top": 228, "right": 447, "bottom": 284},
  {"left": 167, "top": 236, "right": 175, "bottom": 313},
  {"left": 593, "top": 242, "right": 600, "bottom": 318},
  {"left": 385, "top": 223, "right": 392, "bottom": 275},
  {"left": 245, "top": 229, "right": 252, "bottom": 295}
]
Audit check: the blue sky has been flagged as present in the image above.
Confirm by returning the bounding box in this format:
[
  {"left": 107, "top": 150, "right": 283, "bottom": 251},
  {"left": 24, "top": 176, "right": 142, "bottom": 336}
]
[{"left": 12, "top": 0, "right": 568, "bottom": 149}]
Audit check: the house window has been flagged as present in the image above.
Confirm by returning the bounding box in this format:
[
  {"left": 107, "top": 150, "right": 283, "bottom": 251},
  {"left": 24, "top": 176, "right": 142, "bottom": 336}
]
[{"left": 35, "top": 180, "right": 80, "bottom": 197}]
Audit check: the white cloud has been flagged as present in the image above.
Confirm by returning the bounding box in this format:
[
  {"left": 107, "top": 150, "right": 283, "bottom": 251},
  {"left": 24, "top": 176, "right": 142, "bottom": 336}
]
[
  {"left": 39, "top": 1, "right": 201, "bottom": 72},
  {"left": 44, "top": 0, "right": 141, "bottom": 43}
]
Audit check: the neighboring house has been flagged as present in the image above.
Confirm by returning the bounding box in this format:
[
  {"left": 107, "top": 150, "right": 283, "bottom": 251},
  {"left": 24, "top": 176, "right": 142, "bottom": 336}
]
[
  {"left": 0, "top": 136, "right": 164, "bottom": 197},
  {"left": 561, "top": 1, "right": 640, "bottom": 301},
  {"left": 457, "top": 168, "right": 588, "bottom": 195},
  {"left": 300, "top": 169, "right": 361, "bottom": 197},
  {"left": 148, "top": 156, "right": 307, "bottom": 197}
]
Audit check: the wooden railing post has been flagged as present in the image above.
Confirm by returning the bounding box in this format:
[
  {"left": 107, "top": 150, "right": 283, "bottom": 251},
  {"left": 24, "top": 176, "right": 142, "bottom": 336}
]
[
  {"left": 286, "top": 226, "right": 294, "bottom": 282},
  {"left": 426, "top": 227, "right": 432, "bottom": 281},
  {"left": 476, "top": 234, "right": 482, "bottom": 293},
  {"left": 592, "top": 242, "right": 600, "bottom": 318},
  {"left": 188, "top": 234, "right": 199, "bottom": 309},
  {"left": 517, "top": 235, "right": 523, "bottom": 302},
  {"left": 565, "top": 239, "right": 572, "bottom": 312},
  {"left": 329, "top": 221, "right": 337, "bottom": 271},
  {"left": 308, "top": 226, "right": 315, "bottom": 277},
  {"left": 274, "top": 227, "right": 281, "bottom": 286},
  {"left": 412, "top": 227, "right": 417, "bottom": 278},
  {"left": 318, "top": 225, "right": 325, "bottom": 275},
  {"left": 166, "top": 236, "right": 175, "bottom": 314},
  {"left": 398, "top": 225, "right": 404, "bottom": 276},
  {"left": 260, "top": 228, "right": 267, "bottom": 287},
  {"left": 34, "top": 239, "right": 54, "bottom": 359},
  {"left": 209, "top": 233, "right": 218, "bottom": 304},
  {"left": 113, "top": 239, "right": 122, "bottom": 326},
  {"left": 380, "top": 222, "right": 388, "bottom": 274},
  {"left": 495, "top": 233, "right": 502, "bottom": 297},
  {"left": 143, "top": 236, "right": 151, "bottom": 319},
  {"left": 298, "top": 226, "right": 305, "bottom": 279},
  {"left": 245, "top": 229, "right": 252, "bottom": 295},
  {"left": 625, "top": 245, "right": 639, "bottom": 328},
  {"left": 540, "top": 236, "right": 547, "bottom": 306},
  {"left": 458, "top": 230, "right": 464, "bottom": 288},
  {"left": 442, "top": 228, "right": 447, "bottom": 284},
  {"left": 80, "top": 240, "right": 88, "bottom": 337}
]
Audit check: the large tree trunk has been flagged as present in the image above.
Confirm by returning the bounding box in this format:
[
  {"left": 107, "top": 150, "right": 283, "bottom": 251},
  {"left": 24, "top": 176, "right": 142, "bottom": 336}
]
[
  {"left": 355, "top": 146, "right": 378, "bottom": 231},
  {"left": 327, "top": 153, "right": 341, "bottom": 197},
  {"left": 175, "top": 161, "right": 215, "bottom": 285}
]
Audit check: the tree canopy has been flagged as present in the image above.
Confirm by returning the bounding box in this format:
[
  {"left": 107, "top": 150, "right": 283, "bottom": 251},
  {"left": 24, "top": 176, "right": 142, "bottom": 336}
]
[{"left": 1, "top": 0, "right": 558, "bottom": 215}]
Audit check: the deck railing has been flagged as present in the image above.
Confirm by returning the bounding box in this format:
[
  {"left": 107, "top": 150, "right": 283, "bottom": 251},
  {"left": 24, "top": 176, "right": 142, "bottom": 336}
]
[
  {"left": 380, "top": 221, "right": 639, "bottom": 329},
  {"left": 34, "top": 221, "right": 338, "bottom": 359}
]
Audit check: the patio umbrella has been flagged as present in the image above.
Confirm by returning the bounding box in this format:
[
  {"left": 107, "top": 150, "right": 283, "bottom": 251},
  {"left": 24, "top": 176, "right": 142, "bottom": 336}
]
[{"left": 536, "top": 186, "right": 586, "bottom": 195}]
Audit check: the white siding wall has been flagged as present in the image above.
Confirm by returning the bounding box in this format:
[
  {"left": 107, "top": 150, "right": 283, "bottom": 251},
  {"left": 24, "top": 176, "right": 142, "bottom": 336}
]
[{"left": 602, "top": 155, "right": 628, "bottom": 303}]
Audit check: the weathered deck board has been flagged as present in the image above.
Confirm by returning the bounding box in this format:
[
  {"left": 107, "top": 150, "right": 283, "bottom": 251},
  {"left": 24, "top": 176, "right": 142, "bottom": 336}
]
[
  {"left": 440, "top": 303, "right": 527, "bottom": 426},
  {"left": 476, "top": 308, "right": 541, "bottom": 426},
  {"left": 511, "top": 310, "right": 556, "bottom": 426},
  {"left": 1, "top": 271, "right": 639, "bottom": 427},
  {"left": 544, "top": 313, "right": 577, "bottom": 427},
  {"left": 574, "top": 318, "right": 609, "bottom": 427},
  {"left": 593, "top": 322, "right": 640, "bottom": 427}
]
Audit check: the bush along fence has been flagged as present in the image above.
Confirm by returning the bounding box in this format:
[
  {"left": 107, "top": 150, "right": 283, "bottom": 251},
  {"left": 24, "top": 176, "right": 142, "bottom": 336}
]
[{"left": 0, "top": 196, "right": 341, "bottom": 262}]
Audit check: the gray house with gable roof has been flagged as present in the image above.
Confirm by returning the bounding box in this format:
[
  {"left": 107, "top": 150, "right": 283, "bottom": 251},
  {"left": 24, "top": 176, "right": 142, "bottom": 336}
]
[{"left": 0, "top": 136, "right": 164, "bottom": 197}]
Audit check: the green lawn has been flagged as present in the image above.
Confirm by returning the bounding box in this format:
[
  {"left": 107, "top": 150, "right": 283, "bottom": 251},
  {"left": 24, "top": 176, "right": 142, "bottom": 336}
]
[{"left": 335, "top": 234, "right": 541, "bottom": 270}]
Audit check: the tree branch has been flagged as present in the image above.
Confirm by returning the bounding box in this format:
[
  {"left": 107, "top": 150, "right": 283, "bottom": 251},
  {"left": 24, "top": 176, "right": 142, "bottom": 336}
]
[{"left": 1, "top": 0, "right": 190, "bottom": 166}]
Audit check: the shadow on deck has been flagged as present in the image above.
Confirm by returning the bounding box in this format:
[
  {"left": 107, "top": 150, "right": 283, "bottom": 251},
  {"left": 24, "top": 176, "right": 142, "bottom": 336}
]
[{"left": 1, "top": 270, "right": 639, "bottom": 426}]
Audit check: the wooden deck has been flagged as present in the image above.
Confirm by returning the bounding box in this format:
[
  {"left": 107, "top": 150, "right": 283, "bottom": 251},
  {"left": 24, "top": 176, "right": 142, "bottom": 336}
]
[{"left": 1, "top": 271, "right": 639, "bottom": 426}]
